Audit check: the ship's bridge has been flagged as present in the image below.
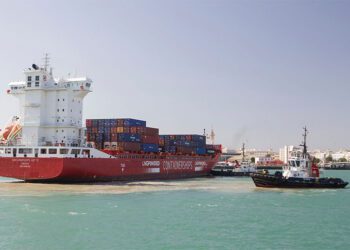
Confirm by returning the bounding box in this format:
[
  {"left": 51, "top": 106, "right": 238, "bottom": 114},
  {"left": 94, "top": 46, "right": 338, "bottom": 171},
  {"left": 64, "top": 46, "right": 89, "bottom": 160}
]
[{"left": 6, "top": 61, "right": 92, "bottom": 147}]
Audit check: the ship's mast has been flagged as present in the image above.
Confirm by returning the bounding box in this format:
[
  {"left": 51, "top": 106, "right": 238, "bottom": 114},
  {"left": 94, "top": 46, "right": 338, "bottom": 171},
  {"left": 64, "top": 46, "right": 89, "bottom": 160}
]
[
  {"left": 43, "top": 53, "right": 50, "bottom": 71},
  {"left": 242, "top": 143, "right": 245, "bottom": 162},
  {"left": 300, "top": 126, "right": 308, "bottom": 158}
]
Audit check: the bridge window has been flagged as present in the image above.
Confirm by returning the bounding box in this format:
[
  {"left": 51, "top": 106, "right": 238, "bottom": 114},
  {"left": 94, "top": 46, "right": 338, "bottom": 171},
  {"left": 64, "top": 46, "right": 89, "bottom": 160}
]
[
  {"left": 71, "top": 149, "right": 81, "bottom": 155},
  {"left": 19, "top": 148, "right": 33, "bottom": 154},
  {"left": 82, "top": 149, "right": 90, "bottom": 156},
  {"left": 35, "top": 76, "right": 40, "bottom": 81},
  {"left": 60, "top": 148, "right": 69, "bottom": 154},
  {"left": 41, "top": 148, "right": 47, "bottom": 154},
  {"left": 5, "top": 148, "right": 11, "bottom": 154},
  {"left": 49, "top": 148, "right": 57, "bottom": 154}
]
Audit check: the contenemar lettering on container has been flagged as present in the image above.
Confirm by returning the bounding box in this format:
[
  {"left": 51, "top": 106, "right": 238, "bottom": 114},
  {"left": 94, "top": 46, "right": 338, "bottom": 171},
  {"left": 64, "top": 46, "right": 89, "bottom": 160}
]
[{"left": 163, "top": 161, "right": 193, "bottom": 171}]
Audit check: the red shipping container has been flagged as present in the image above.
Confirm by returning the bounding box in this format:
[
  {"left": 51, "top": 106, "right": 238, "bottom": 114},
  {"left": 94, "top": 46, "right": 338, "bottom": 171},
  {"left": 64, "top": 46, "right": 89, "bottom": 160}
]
[
  {"left": 111, "top": 134, "right": 118, "bottom": 141},
  {"left": 110, "top": 142, "right": 141, "bottom": 152},
  {"left": 117, "top": 119, "right": 124, "bottom": 127},
  {"left": 142, "top": 135, "right": 159, "bottom": 144},
  {"left": 159, "top": 138, "right": 165, "bottom": 146},
  {"left": 123, "top": 127, "right": 130, "bottom": 133},
  {"left": 144, "top": 127, "right": 159, "bottom": 136},
  {"left": 176, "top": 147, "right": 194, "bottom": 154},
  {"left": 206, "top": 144, "right": 222, "bottom": 152},
  {"left": 86, "top": 119, "right": 92, "bottom": 127},
  {"left": 136, "top": 127, "right": 145, "bottom": 134}
]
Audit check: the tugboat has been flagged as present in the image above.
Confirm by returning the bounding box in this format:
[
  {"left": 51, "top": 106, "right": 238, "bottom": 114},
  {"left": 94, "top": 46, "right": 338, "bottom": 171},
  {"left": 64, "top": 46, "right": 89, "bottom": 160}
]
[
  {"left": 211, "top": 143, "right": 257, "bottom": 177},
  {"left": 251, "top": 128, "right": 348, "bottom": 188}
]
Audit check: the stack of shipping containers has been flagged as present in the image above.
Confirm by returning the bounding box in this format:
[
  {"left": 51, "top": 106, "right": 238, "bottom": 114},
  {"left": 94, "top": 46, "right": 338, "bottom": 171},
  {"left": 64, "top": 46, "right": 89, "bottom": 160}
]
[
  {"left": 86, "top": 119, "right": 159, "bottom": 153},
  {"left": 86, "top": 118, "right": 222, "bottom": 155},
  {"left": 158, "top": 134, "right": 221, "bottom": 155},
  {"left": 159, "top": 134, "right": 206, "bottom": 155}
]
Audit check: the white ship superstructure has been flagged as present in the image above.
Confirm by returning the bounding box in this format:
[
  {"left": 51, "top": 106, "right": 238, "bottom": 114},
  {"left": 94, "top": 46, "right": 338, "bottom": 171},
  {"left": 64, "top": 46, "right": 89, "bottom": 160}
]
[{"left": 8, "top": 63, "right": 91, "bottom": 147}]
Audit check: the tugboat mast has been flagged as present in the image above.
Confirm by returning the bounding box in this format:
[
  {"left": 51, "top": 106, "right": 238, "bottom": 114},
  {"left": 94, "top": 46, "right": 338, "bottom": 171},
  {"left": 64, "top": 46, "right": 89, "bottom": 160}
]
[{"left": 300, "top": 126, "right": 308, "bottom": 158}]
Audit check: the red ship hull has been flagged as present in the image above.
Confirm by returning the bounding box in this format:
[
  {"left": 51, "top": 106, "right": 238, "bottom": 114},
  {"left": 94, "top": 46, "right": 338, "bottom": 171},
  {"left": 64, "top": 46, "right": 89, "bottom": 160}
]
[{"left": 0, "top": 155, "right": 219, "bottom": 183}]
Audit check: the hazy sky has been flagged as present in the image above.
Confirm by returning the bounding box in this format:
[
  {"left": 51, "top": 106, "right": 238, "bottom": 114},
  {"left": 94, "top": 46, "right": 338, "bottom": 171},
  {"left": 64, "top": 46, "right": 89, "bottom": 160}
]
[{"left": 0, "top": 0, "right": 349, "bottom": 150}]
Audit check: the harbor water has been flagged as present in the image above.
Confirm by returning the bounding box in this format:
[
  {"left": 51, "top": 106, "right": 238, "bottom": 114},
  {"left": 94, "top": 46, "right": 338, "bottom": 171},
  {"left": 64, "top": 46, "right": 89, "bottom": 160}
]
[{"left": 0, "top": 171, "right": 349, "bottom": 250}]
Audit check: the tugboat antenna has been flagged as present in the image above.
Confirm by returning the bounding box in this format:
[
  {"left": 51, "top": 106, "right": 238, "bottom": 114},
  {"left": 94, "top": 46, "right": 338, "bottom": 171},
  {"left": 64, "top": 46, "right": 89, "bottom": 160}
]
[{"left": 300, "top": 126, "right": 308, "bottom": 158}]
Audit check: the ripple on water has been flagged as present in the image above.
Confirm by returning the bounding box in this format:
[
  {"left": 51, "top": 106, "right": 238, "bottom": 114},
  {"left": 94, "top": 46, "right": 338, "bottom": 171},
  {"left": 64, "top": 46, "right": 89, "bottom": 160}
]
[{"left": 0, "top": 177, "right": 257, "bottom": 197}]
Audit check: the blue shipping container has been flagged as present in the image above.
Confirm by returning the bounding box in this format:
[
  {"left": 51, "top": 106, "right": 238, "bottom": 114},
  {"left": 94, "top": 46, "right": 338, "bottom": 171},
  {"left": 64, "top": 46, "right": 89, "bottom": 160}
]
[
  {"left": 117, "top": 133, "right": 141, "bottom": 142},
  {"left": 123, "top": 119, "right": 146, "bottom": 127},
  {"left": 192, "top": 135, "right": 206, "bottom": 142},
  {"left": 164, "top": 146, "right": 176, "bottom": 153},
  {"left": 196, "top": 148, "right": 206, "bottom": 155},
  {"left": 142, "top": 143, "right": 159, "bottom": 153}
]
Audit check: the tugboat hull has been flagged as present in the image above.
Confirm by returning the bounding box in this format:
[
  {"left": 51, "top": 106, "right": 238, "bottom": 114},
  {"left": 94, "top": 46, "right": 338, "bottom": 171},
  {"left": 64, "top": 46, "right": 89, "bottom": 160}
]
[{"left": 251, "top": 173, "right": 348, "bottom": 189}]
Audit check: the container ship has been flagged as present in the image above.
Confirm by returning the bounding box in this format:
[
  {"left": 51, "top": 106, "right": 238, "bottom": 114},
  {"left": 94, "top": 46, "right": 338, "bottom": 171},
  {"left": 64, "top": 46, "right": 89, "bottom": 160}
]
[{"left": 0, "top": 60, "right": 221, "bottom": 183}]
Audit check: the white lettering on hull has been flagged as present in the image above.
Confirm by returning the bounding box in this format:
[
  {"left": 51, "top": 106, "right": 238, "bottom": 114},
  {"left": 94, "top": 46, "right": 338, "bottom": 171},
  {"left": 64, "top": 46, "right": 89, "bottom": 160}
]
[
  {"left": 195, "top": 167, "right": 204, "bottom": 172},
  {"left": 194, "top": 161, "right": 207, "bottom": 167},
  {"left": 12, "top": 159, "right": 39, "bottom": 168},
  {"left": 146, "top": 168, "right": 160, "bottom": 173},
  {"left": 142, "top": 161, "right": 161, "bottom": 167},
  {"left": 163, "top": 161, "right": 193, "bottom": 171}
]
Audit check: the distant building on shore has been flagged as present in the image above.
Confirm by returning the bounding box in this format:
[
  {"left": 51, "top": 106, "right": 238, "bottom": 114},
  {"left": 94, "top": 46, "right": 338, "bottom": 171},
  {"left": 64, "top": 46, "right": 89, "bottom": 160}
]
[
  {"left": 226, "top": 148, "right": 278, "bottom": 163},
  {"left": 279, "top": 145, "right": 302, "bottom": 164}
]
